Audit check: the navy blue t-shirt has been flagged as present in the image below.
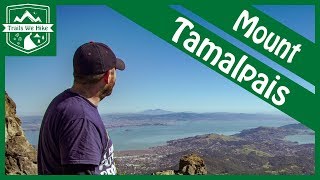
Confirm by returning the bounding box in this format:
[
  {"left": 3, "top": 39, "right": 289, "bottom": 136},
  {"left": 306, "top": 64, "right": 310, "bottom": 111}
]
[{"left": 38, "top": 89, "right": 116, "bottom": 175}]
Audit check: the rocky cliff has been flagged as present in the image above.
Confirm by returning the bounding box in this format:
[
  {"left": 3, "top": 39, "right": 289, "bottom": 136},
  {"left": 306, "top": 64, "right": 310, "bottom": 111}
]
[{"left": 5, "top": 93, "right": 37, "bottom": 175}]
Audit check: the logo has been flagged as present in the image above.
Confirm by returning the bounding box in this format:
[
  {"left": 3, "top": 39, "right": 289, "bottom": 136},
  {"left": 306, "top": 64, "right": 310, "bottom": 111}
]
[{"left": 2, "top": 4, "right": 54, "bottom": 54}]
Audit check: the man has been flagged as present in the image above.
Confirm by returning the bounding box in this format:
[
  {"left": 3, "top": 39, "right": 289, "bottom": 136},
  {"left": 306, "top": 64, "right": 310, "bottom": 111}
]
[{"left": 37, "top": 42, "right": 125, "bottom": 175}]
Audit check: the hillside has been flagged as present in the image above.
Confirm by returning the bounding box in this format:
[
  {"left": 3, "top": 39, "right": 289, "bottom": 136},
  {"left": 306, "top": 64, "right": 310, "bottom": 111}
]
[{"left": 115, "top": 125, "right": 314, "bottom": 175}]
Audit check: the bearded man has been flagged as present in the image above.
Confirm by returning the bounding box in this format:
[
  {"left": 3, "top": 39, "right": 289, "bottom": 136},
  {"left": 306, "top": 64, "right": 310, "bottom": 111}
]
[{"left": 37, "top": 42, "right": 125, "bottom": 175}]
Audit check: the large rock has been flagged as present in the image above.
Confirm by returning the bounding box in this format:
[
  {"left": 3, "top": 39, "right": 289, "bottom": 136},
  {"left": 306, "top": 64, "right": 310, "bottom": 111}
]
[
  {"left": 153, "top": 153, "right": 207, "bottom": 175},
  {"left": 178, "top": 154, "right": 207, "bottom": 175},
  {"left": 5, "top": 93, "right": 37, "bottom": 175}
]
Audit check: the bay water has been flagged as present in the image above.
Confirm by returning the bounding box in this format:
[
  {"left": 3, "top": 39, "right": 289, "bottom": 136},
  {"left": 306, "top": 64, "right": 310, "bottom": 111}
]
[{"left": 23, "top": 118, "right": 314, "bottom": 151}]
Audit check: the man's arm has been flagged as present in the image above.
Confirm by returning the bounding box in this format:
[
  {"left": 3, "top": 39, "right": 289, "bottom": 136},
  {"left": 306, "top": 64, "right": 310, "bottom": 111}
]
[
  {"left": 59, "top": 118, "right": 103, "bottom": 175},
  {"left": 62, "top": 164, "right": 97, "bottom": 175}
]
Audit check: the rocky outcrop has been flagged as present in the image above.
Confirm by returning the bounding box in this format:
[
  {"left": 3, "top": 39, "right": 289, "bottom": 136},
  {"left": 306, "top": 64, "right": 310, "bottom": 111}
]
[
  {"left": 153, "top": 154, "right": 207, "bottom": 175},
  {"left": 179, "top": 154, "right": 207, "bottom": 175},
  {"left": 5, "top": 93, "right": 37, "bottom": 175}
]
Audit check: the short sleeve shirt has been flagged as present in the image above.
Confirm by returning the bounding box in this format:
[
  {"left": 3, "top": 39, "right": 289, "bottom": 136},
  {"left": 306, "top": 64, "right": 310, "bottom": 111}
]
[{"left": 37, "top": 89, "right": 116, "bottom": 175}]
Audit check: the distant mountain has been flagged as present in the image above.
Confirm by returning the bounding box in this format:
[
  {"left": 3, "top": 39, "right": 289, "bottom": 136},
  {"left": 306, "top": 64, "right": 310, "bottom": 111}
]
[
  {"left": 14, "top": 10, "right": 42, "bottom": 23},
  {"left": 103, "top": 112, "right": 292, "bottom": 122},
  {"left": 21, "top": 112, "right": 294, "bottom": 131},
  {"left": 139, "top": 109, "right": 174, "bottom": 115}
]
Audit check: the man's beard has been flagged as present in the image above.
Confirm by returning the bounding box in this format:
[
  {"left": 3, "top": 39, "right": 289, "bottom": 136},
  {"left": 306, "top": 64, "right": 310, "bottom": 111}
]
[{"left": 99, "top": 83, "right": 114, "bottom": 101}]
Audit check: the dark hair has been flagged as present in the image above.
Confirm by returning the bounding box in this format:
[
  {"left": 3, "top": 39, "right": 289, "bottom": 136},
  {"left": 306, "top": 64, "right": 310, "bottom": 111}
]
[{"left": 73, "top": 73, "right": 105, "bottom": 85}]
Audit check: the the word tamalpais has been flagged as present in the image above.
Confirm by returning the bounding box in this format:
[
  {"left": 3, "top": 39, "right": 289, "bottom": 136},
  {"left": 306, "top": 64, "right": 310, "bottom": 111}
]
[{"left": 171, "top": 10, "right": 302, "bottom": 106}]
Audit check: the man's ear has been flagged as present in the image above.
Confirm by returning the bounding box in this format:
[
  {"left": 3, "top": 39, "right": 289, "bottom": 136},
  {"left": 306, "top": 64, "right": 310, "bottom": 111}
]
[
  {"left": 103, "top": 71, "right": 109, "bottom": 84},
  {"left": 108, "top": 68, "right": 116, "bottom": 83}
]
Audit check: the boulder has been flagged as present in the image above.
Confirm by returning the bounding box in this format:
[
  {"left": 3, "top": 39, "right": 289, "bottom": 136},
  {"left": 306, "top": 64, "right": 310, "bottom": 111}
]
[
  {"left": 153, "top": 153, "right": 207, "bottom": 175},
  {"left": 178, "top": 153, "right": 207, "bottom": 175}
]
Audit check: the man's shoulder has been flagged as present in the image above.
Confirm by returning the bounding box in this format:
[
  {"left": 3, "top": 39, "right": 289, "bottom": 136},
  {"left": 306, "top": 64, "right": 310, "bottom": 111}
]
[
  {"left": 50, "top": 89, "right": 88, "bottom": 116},
  {"left": 45, "top": 89, "right": 101, "bottom": 127},
  {"left": 58, "top": 90, "right": 100, "bottom": 119}
]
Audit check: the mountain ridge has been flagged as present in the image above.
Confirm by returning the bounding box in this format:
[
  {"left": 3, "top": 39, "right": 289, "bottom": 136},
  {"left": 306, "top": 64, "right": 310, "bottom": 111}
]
[
  {"left": 14, "top": 10, "right": 42, "bottom": 23},
  {"left": 139, "top": 109, "right": 174, "bottom": 115}
]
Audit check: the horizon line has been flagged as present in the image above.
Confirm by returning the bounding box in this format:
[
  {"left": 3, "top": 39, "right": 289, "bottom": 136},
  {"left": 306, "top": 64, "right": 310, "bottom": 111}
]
[{"left": 17, "top": 110, "right": 284, "bottom": 117}]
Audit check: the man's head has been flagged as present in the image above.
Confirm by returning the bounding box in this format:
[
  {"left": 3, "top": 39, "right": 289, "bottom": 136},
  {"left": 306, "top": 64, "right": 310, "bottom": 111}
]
[{"left": 73, "top": 42, "right": 125, "bottom": 100}]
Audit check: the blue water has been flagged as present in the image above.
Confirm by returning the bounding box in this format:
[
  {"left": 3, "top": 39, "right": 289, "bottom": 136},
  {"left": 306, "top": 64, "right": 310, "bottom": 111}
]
[
  {"left": 24, "top": 118, "right": 309, "bottom": 151},
  {"left": 284, "top": 134, "right": 315, "bottom": 144}
]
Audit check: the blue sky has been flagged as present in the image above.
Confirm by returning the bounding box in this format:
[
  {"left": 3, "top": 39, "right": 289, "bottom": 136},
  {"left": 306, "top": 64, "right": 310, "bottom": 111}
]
[{"left": 5, "top": 5, "right": 314, "bottom": 116}]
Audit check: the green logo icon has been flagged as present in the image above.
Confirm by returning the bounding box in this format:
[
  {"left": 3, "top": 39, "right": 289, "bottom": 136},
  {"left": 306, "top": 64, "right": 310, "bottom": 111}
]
[{"left": 2, "top": 4, "right": 54, "bottom": 54}]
